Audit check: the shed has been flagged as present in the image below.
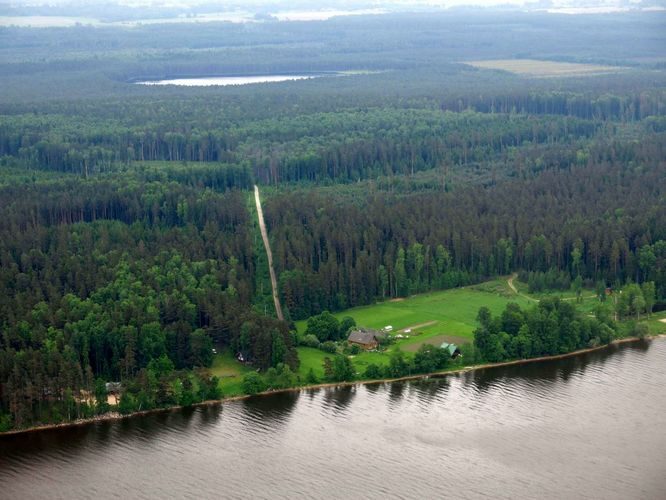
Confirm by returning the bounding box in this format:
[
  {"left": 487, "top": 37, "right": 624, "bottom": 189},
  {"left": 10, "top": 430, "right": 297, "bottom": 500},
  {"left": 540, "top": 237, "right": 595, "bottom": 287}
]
[{"left": 440, "top": 342, "right": 461, "bottom": 358}]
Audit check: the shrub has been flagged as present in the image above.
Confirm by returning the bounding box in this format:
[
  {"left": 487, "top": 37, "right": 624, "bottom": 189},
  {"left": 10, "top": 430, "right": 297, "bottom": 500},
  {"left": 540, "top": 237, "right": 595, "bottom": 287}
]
[
  {"left": 320, "top": 341, "right": 338, "bottom": 353},
  {"left": 301, "top": 334, "right": 321, "bottom": 348},
  {"left": 265, "top": 363, "right": 297, "bottom": 389},
  {"left": 385, "top": 351, "right": 410, "bottom": 378},
  {"left": 118, "top": 393, "right": 139, "bottom": 415},
  {"left": 242, "top": 372, "right": 267, "bottom": 395},
  {"left": 364, "top": 364, "right": 383, "bottom": 378},
  {"left": 0, "top": 413, "right": 13, "bottom": 432},
  {"left": 305, "top": 368, "right": 319, "bottom": 384}
]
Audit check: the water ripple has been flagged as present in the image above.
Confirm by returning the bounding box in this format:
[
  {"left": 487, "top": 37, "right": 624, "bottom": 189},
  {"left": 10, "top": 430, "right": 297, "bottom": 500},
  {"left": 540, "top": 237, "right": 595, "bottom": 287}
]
[{"left": 2, "top": 339, "right": 666, "bottom": 499}]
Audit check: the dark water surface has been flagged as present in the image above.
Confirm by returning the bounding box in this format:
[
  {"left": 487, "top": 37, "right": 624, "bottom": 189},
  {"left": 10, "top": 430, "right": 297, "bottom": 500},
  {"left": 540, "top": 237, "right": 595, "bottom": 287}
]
[{"left": 2, "top": 339, "right": 666, "bottom": 499}]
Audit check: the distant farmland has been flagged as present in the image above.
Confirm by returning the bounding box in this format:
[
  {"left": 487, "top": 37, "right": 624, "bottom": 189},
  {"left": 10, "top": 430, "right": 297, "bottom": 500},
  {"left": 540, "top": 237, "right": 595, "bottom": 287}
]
[{"left": 465, "top": 59, "right": 624, "bottom": 77}]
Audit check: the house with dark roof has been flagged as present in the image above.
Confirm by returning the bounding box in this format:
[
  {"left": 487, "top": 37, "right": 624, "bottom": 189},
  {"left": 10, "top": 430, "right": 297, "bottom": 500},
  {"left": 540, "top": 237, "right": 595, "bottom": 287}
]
[{"left": 347, "top": 328, "right": 385, "bottom": 350}]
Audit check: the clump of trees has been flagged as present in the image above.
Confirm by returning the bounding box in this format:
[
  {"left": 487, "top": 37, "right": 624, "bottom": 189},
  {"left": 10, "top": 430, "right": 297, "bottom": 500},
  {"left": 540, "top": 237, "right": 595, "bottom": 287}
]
[
  {"left": 303, "top": 312, "right": 356, "bottom": 343},
  {"left": 241, "top": 363, "right": 298, "bottom": 395},
  {"left": 473, "top": 299, "right": 616, "bottom": 363},
  {"left": 363, "top": 345, "right": 452, "bottom": 380},
  {"left": 233, "top": 315, "right": 299, "bottom": 371},
  {"left": 519, "top": 268, "right": 572, "bottom": 293},
  {"left": 615, "top": 282, "right": 656, "bottom": 320}
]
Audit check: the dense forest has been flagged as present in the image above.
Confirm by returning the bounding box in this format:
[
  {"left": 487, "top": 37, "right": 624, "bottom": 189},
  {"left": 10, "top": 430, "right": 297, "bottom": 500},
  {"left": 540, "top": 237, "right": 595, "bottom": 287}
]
[{"left": 0, "top": 10, "right": 665, "bottom": 431}]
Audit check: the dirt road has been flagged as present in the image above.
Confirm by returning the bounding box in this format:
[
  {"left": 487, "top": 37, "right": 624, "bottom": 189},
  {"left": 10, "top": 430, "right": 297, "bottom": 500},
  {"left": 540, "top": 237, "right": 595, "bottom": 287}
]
[
  {"left": 254, "top": 185, "right": 284, "bottom": 321},
  {"left": 507, "top": 274, "right": 539, "bottom": 302}
]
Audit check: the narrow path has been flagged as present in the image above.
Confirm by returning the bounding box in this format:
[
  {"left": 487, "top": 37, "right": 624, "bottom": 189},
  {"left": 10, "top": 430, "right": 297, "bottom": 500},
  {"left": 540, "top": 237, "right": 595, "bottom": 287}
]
[
  {"left": 399, "top": 321, "right": 438, "bottom": 333},
  {"left": 507, "top": 273, "right": 594, "bottom": 303},
  {"left": 254, "top": 185, "right": 284, "bottom": 321},
  {"left": 507, "top": 274, "right": 519, "bottom": 294},
  {"left": 507, "top": 273, "right": 539, "bottom": 302}
]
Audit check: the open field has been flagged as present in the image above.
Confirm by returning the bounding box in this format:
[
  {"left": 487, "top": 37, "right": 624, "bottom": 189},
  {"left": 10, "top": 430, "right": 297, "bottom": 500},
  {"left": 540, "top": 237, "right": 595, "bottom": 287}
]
[
  {"left": 218, "top": 279, "right": 645, "bottom": 385},
  {"left": 400, "top": 334, "right": 469, "bottom": 352},
  {"left": 210, "top": 350, "right": 254, "bottom": 397},
  {"left": 296, "top": 347, "right": 331, "bottom": 380},
  {"left": 296, "top": 279, "right": 535, "bottom": 372},
  {"left": 296, "top": 279, "right": 533, "bottom": 338},
  {"left": 647, "top": 312, "right": 666, "bottom": 335},
  {"left": 465, "top": 59, "right": 624, "bottom": 77}
]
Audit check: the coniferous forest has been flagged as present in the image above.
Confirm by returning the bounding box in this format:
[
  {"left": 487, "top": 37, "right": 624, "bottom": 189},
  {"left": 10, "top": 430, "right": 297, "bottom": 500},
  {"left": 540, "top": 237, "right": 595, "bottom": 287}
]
[{"left": 0, "top": 9, "right": 665, "bottom": 431}]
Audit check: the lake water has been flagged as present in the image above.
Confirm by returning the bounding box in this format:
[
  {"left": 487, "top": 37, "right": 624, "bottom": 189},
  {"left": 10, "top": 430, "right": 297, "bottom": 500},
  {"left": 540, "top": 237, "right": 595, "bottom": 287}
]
[
  {"left": 1, "top": 339, "right": 665, "bottom": 499},
  {"left": 135, "top": 75, "right": 322, "bottom": 87},
  {"left": 0, "top": 10, "right": 386, "bottom": 28}
]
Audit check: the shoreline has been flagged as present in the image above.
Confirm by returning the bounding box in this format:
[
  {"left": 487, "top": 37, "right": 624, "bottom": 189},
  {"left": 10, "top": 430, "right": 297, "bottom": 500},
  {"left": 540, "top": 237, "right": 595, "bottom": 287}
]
[{"left": 2, "top": 333, "right": 665, "bottom": 438}]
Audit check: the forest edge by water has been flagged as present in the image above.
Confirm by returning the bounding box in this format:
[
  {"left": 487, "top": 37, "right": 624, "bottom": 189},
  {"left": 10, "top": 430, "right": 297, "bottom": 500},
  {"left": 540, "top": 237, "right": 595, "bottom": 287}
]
[{"left": 3, "top": 332, "right": 664, "bottom": 438}]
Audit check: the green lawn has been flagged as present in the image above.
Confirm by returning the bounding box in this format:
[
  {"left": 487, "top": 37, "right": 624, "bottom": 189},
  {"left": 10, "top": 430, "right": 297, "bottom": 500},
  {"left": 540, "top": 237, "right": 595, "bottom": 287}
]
[
  {"left": 295, "top": 279, "right": 537, "bottom": 372},
  {"left": 296, "top": 347, "right": 331, "bottom": 380},
  {"left": 297, "top": 280, "right": 533, "bottom": 341},
  {"left": 210, "top": 350, "right": 254, "bottom": 397},
  {"left": 644, "top": 311, "right": 666, "bottom": 335},
  {"left": 212, "top": 280, "right": 640, "bottom": 393}
]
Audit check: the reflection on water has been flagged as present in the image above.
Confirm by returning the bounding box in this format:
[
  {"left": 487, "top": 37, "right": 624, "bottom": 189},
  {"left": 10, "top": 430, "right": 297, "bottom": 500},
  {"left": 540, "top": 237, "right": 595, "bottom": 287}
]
[{"left": 1, "top": 339, "right": 665, "bottom": 500}]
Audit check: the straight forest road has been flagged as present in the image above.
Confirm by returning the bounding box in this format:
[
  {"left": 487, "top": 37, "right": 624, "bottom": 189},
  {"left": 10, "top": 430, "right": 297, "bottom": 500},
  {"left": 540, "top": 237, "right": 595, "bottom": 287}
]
[{"left": 254, "top": 185, "right": 284, "bottom": 321}]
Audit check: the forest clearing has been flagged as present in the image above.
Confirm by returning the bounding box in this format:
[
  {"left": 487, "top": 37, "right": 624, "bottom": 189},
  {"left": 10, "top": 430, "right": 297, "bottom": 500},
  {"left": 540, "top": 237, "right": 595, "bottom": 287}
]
[{"left": 464, "top": 59, "right": 624, "bottom": 77}]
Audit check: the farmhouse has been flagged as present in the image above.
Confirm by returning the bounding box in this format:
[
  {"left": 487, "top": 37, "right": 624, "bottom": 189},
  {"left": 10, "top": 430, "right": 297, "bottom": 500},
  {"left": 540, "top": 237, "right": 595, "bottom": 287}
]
[
  {"left": 440, "top": 342, "right": 461, "bottom": 358},
  {"left": 348, "top": 328, "right": 386, "bottom": 349}
]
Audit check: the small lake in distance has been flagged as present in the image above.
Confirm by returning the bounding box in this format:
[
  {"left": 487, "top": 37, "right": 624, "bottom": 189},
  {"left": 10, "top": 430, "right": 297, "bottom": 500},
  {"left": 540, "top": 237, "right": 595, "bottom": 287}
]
[{"left": 136, "top": 74, "right": 324, "bottom": 86}]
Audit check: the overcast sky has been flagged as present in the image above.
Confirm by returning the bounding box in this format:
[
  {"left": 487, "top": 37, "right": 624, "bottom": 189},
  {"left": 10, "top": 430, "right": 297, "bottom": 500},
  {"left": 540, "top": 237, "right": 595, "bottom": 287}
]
[{"left": 3, "top": 0, "right": 656, "bottom": 7}]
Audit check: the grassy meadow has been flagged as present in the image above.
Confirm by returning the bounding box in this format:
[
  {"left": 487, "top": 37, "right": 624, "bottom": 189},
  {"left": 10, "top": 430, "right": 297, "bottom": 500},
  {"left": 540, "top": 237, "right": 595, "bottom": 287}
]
[
  {"left": 464, "top": 59, "right": 624, "bottom": 77},
  {"left": 294, "top": 278, "right": 535, "bottom": 376},
  {"left": 211, "top": 277, "right": 657, "bottom": 394}
]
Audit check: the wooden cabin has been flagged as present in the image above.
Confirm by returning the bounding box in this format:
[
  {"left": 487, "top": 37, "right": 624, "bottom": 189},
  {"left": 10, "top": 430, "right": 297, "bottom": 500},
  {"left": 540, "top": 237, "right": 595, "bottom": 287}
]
[{"left": 348, "top": 328, "right": 385, "bottom": 350}]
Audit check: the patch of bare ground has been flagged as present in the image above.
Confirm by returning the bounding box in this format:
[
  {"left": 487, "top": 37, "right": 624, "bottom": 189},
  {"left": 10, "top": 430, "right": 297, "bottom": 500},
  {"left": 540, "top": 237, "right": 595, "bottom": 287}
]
[
  {"left": 399, "top": 320, "right": 437, "bottom": 333},
  {"left": 402, "top": 334, "right": 470, "bottom": 352},
  {"left": 465, "top": 59, "right": 624, "bottom": 77}
]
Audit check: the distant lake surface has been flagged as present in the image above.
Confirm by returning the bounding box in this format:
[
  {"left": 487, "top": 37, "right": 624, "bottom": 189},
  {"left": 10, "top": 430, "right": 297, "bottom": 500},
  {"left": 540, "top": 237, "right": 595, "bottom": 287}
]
[
  {"left": 0, "top": 9, "right": 386, "bottom": 28},
  {"left": 135, "top": 75, "right": 323, "bottom": 87},
  {"left": 2, "top": 339, "right": 665, "bottom": 499}
]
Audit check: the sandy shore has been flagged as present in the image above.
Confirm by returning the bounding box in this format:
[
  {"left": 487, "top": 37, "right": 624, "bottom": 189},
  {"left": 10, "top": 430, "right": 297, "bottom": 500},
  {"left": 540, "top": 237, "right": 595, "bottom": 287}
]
[{"left": 2, "top": 333, "right": 665, "bottom": 437}]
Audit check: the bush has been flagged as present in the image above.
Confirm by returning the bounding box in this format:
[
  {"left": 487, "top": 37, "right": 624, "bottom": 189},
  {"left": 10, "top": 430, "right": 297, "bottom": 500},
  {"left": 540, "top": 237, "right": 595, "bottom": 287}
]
[
  {"left": 364, "top": 364, "right": 383, "bottom": 378},
  {"left": 0, "top": 413, "right": 13, "bottom": 432},
  {"left": 305, "top": 368, "right": 319, "bottom": 384},
  {"left": 339, "top": 316, "right": 356, "bottom": 338},
  {"left": 118, "top": 393, "right": 139, "bottom": 415},
  {"left": 305, "top": 311, "right": 340, "bottom": 342},
  {"left": 458, "top": 343, "right": 479, "bottom": 364},
  {"left": 385, "top": 351, "right": 410, "bottom": 378},
  {"left": 320, "top": 341, "right": 338, "bottom": 353},
  {"left": 197, "top": 374, "right": 222, "bottom": 401},
  {"left": 631, "top": 322, "right": 649, "bottom": 339},
  {"left": 301, "top": 334, "right": 321, "bottom": 348},
  {"left": 331, "top": 355, "right": 355, "bottom": 382},
  {"left": 413, "top": 344, "right": 449, "bottom": 373},
  {"left": 265, "top": 363, "right": 297, "bottom": 389},
  {"left": 342, "top": 341, "right": 361, "bottom": 355},
  {"left": 242, "top": 372, "right": 267, "bottom": 395}
]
